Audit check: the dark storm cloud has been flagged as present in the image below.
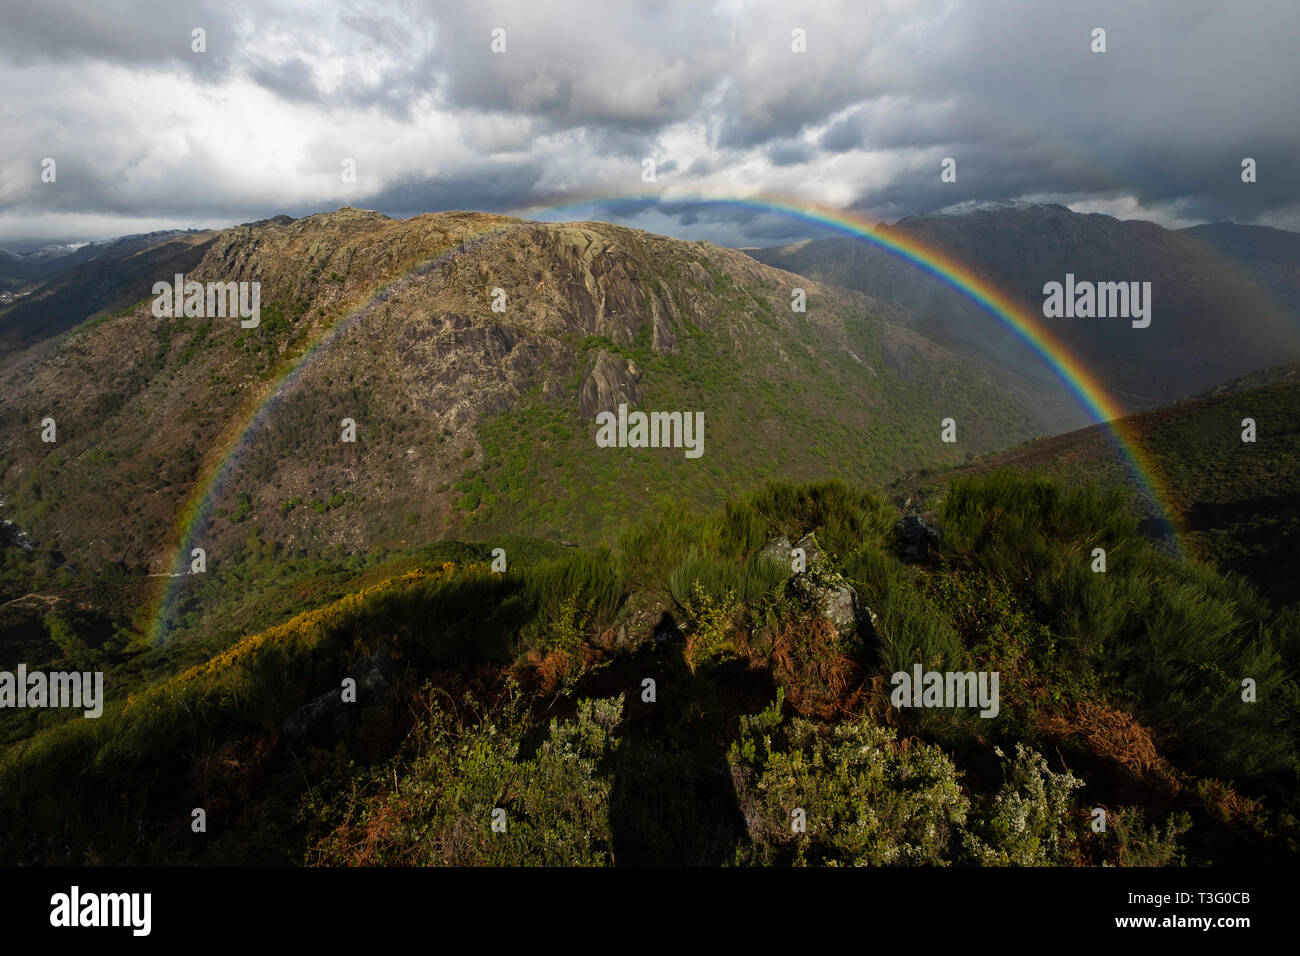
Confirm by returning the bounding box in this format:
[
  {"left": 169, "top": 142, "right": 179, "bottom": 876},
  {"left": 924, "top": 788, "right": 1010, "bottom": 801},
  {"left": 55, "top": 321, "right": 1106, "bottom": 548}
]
[
  {"left": 892, "top": 0, "right": 1300, "bottom": 224},
  {"left": 247, "top": 57, "right": 323, "bottom": 104},
  {"left": 0, "top": 0, "right": 444, "bottom": 116},
  {"left": 0, "top": 0, "right": 235, "bottom": 78},
  {"left": 572, "top": 201, "right": 841, "bottom": 248},
  {"left": 767, "top": 139, "right": 817, "bottom": 166},
  {"left": 419, "top": 0, "right": 731, "bottom": 133},
  {"left": 1, "top": 0, "right": 1297, "bottom": 245},
  {"left": 363, "top": 159, "right": 549, "bottom": 219}
]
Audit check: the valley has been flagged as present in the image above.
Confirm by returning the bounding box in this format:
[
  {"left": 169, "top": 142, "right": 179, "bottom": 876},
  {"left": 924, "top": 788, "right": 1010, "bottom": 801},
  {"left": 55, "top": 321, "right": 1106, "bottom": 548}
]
[{"left": 0, "top": 206, "right": 1296, "bottom": 868}]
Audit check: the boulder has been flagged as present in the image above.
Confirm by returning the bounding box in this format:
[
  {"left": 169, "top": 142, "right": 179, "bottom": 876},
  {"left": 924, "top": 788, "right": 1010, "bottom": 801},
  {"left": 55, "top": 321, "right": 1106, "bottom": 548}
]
[
  {"left": 897, "top": 514, "right": 941, "bottom": 562},
  {"left": 758, "top": 535, "right": 794, "bottom": 574},
  {"left": 794, "top": 531, "right": 825, "bottom": 569},
  {"left": 282, "top": 645, "right": 397, "bottom": 749},
  {"left": 788, "top": 566, "right": 878, "bottom": 644}
]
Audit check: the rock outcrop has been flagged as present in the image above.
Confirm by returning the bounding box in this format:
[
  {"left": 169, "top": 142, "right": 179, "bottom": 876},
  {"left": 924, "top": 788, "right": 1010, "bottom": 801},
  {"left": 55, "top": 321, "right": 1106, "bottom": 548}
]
[
  {"left": 282, "top": 645, "right": 397, "bottom": 749},
  {"left": 578, "top": 348, "right": 641, "bottom": 419},
  {"left": 897, "top": 514, "right": 942, "bottom": 562}
]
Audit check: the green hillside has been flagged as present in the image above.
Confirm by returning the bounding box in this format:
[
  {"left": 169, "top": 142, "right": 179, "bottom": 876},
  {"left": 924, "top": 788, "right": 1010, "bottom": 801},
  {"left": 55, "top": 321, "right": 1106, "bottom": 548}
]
[
  {"left": 898, "top": 369, "right": 1300, "bottom": 607},
  {"left": 2, "top": 470, "right": 1295, "bottom": 866}
]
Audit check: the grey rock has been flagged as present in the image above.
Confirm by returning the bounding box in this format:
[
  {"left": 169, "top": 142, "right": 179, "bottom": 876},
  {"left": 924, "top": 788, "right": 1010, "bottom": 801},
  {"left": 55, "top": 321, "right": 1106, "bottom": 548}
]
[
  {"left": 789, "top": 570, "right": 861, "bottom": 642},
  {"left": 578, "top": 348, "right": 640, "bottom": 420},
  {"left": 897, "top": 514, "right": 941, "bottom": 562},
  {"left": 794, "top": 531, "right": 825, "bottom": 569},
  {"left": 758, "top": 535, "right": 794, "bottom": 574},
  {"left": 282, "top": 645, "right": 396, "bottom": 749}
]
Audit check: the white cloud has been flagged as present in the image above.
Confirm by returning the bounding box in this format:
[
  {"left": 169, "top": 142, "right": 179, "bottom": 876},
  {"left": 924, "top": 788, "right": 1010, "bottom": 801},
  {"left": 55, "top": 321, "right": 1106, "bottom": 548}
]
[{"left": 1, "top": 0, "right": 1296, "bottom": 244}]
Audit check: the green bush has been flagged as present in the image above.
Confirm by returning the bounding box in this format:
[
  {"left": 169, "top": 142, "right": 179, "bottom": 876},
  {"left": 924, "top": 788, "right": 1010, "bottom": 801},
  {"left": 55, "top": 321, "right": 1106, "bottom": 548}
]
[
  {"left": 937, "top": 471, "right": 1299, "bottom": 782},
  {"left": 680, "top": 581, "right": 740, "bottom": 672},
  {"left": 961, "top": 744, "right": 1083, "bottom": 866},
  {"left": 309, "top": 691, "right": 623, "bottom": 866},
  {"left": 730, "top": 697, "right": 970, "bottom": 866}
]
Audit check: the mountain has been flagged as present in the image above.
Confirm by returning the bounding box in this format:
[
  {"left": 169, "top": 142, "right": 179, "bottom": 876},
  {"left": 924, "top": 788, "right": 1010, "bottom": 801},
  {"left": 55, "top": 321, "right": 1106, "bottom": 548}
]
[
  {"left": 0, "top": 209, "right": 1296, "bottom": 869},
  {"left": 0, "top": 230, "right": 205, "bottom": 289},
  {"left": 1179, "top": 221, "right": 1300, "bottom": 320},
  {"left": 0, "top": 230, "right": 216, "bottom": 359},
  {"left": 17, "top": 242, "right": 93, "bottom": 261},
  {"left": 0, "top": 207, "right": 1056, "bottom": 592},
  {"left": 747, "top": 204, "right": 1300, "bottom": 418}
]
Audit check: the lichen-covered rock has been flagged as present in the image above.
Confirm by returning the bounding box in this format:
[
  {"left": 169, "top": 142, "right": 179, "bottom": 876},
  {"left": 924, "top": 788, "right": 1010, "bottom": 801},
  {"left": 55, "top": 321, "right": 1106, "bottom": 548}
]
[
  {"left": 781, "top": 533, "right": 883, "bottom": 645},
  {"left": 789, "top": 566, "right": 862, "bottom": 642},
  {"left": 759, "top": 535, "right": 794, "bottom": 573},
  {"left": 794, "top": 531, "right": 825, "bottom": 569}
]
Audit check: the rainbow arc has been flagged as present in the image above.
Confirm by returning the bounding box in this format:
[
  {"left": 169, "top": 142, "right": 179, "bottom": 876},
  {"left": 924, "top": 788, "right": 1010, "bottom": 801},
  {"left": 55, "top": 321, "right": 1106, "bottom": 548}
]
[{"left": 146, "top": 193, "right": 1186, "bottom": 644}]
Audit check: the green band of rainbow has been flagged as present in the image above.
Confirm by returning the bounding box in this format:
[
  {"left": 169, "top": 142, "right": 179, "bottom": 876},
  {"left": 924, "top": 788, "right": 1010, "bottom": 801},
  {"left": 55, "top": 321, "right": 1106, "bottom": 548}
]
[{"left": 146, "top": 192, "right": 1185, "bottom": 644}]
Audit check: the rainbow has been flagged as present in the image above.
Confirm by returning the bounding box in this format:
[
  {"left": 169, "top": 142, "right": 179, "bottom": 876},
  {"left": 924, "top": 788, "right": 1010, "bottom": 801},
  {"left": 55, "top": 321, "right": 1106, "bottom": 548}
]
[
  {"left": 146, "top": 221, "right": 519, "bottom": 643},
  {"left": 146, "top": 192, "right": 1185, "bottom": 644}
]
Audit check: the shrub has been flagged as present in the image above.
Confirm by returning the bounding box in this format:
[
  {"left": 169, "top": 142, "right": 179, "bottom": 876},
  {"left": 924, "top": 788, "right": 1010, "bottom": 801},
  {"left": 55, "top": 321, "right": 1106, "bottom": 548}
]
[
  {"left": 309, "top": 690, "right": 622, "bottom": 866},
  {"left": 962, "top": 744, "right": 1084, "bottom": 866},
  {"left": 938, "top": 471, "right": 1299, "bottom": 782},
  {"left": 1092, "top": 806, "right": 1191, "bottom": 867},
  {"left": 730, "top": 701, "right": 970, "bottom": 866},
  {"left": 681, "top": 581, "right": 740, "bottom": 672}
]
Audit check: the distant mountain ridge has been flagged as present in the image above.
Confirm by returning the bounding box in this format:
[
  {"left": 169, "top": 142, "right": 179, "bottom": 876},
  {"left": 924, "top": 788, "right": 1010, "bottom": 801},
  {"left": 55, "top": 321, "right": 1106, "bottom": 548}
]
[
  {"left": 897, "top": 363, "right": 1300, "bottom": 607},
  {"left": 0, "top": 230, "right": 218, "bottom": 360},
  {"left": 0, "top": 207, "right": 1055, "bottom": 577},
  {"left": 0, "top": 229, "right": 207, "bottom": 286},
  {"left": 747, "top": 203, "right": 1300, "bottom": 421}
]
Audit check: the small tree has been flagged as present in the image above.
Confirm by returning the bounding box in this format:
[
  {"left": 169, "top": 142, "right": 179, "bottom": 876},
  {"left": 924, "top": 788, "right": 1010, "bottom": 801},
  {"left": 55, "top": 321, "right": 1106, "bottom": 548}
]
[{"left": 44, "top": 606, "right": 84, "bottom": 656}]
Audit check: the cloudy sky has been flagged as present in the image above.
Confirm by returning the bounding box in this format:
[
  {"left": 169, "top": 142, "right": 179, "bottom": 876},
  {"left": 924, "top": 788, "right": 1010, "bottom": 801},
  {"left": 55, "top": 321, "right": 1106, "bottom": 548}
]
[{"left": 1, "top": 0, "right": 1296, "bottom": 249}]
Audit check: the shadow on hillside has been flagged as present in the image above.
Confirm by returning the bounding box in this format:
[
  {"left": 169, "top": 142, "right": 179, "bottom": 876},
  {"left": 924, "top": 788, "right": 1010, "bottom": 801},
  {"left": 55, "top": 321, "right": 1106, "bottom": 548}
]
[
  {"left": 604, "top": 611, "right": 775, "bottom": 866},
  {"left": 1180, "top": 493, "right": 1300, "bottom": 606}
]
